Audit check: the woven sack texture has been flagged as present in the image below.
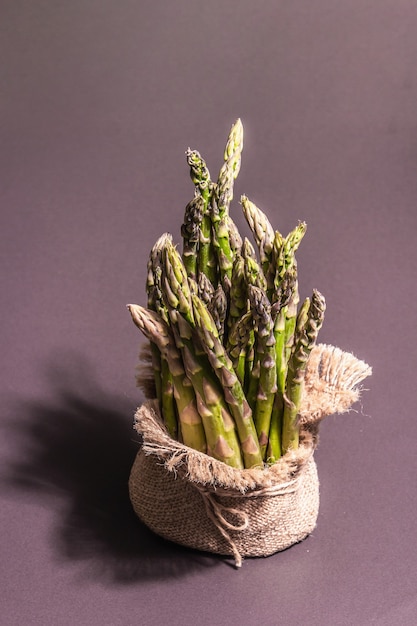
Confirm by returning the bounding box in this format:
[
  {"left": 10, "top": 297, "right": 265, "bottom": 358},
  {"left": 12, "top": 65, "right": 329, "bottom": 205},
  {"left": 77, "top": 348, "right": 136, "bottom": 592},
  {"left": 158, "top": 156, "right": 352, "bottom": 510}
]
[{"left": 129, "top": 343, "right": 371, "bottom": 566}]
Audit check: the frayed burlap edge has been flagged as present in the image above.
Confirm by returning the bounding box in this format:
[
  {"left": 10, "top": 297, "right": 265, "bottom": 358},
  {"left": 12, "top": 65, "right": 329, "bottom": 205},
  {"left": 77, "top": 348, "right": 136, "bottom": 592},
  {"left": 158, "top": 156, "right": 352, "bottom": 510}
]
[
  {"left": 134, "top": 399, "right": 317, "bottom": 493},
  {"left": 129, "top": 343, "right": 371, "bottom": 566},
  {"left": 299, "top": 344, "right": 372, "bottom": 424}
]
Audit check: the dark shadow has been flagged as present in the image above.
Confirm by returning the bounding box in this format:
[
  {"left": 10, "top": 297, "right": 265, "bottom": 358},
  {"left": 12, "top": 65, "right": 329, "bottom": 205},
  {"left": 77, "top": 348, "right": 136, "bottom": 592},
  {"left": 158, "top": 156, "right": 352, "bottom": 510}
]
[{"left": 1, "top": 352, "right": 220, "bottom": 583}]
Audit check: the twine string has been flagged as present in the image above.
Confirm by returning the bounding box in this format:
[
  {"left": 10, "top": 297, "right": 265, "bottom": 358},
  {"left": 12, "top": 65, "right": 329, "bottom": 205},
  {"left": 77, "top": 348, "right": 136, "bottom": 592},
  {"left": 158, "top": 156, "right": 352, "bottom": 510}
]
[{"left": 195, "top": 477, "right": 300, "bottom": 568}]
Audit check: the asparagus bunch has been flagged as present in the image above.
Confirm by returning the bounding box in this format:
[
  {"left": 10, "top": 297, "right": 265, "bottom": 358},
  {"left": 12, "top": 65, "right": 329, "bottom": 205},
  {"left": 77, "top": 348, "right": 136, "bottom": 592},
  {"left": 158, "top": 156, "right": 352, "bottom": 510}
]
[{"left": 129, "top": 119, "right": 325, "bottom": 467}]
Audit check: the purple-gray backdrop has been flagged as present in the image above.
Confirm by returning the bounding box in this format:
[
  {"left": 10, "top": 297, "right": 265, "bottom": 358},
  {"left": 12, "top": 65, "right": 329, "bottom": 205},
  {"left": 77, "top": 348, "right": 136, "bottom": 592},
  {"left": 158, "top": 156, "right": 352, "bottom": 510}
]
[{"left": 1, "top": 2, "right": 416, "bottom": 624}]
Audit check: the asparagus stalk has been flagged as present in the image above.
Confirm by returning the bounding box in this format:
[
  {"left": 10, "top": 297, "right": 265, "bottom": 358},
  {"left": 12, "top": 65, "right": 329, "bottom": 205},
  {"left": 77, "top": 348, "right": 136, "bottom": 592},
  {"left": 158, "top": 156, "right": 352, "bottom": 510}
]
[
  {"left": 211, "top": 119, "right": 244, "bottom": 283},
  {"left": 272, "top": 224, "right": 305, "bottom": 304},
  {"left": 223, "top": 118, "right": 243, "bottom": 179},
  {"left": 186, "top": 148, "right": 217, "bottom": 283},
  {"left": 241, "top": 195, "right": 275, "bottom": 280},
  {"left": 228, "top": 216, "right": 243, "bottom": 255},
  {"left": 244, "top": 328, "right": 256, "bottom": 396},
  {"left": 228, "top": 253, "right": 248, "bottom": 335},
  {"left": 181, "top": 194, "right": 204, "bottom": 281},
  {"left": 160, "top": 357, "right": 178, "bottom": 439},
  {"left": 146, "top": 233, "right": 174, "bottom": 325},
  {"left": 146, "top": 234, "right": 173, "bottom": 411},
  {"left": 186, "top": 148, "right": 211, "bottom": 200},
  {"left": 278, "top": 223, "right": 307, "bottom": 363},
  {"left": 207, "top": 284, "right": 228, "bottom": 341},
  {"left": 281, "top": 290, "right": 326, "bottom": 452},
  {"left": 265, "top": 295, "right": 310, "bottom": 463},
  {"left": 192, "top": 294, "right": 263, "bottom": 468},
  {"left": 197, "top": 271, "right": 215, "bottom": 307},
  {"left": 128, "top": 305, "right": 206, "bottom": 451},
  {"left": 266, "top": 394, "right": 282, "bottom": 464},
  {"left": 265, "top": 303, "right": 287, "bottom": 463},
  {"left": 162, "top": 239, "right": 195, "bottom": 325},
  {"left": 173, "top": 315, "right": 244, "bottom": 468},
  {"left": 266, "top": 267, "right": 300, "bottom": 463},
  {"left": 248, "top": 286, "right": 277, "bottom": 460},
  {"left": 227, "top": 310, "right": 254, "bottom": 387},
  {"left": 271, "top": 267, "right": 298, "bottom": 393},
  {"left": 148, "top": 238, "right": 177, "bottom": 429},
  {"left": 281, "top": 222, "right": 307, "bottom": 271},
  {"left": 242, "top": 238, "right": 267, "bottom": 292},
  {"left": 162, "top": 240, "right": 244, "bottom": 468},
  {"left": 241, "top": 238, "right": 268, "bottom": 411},
  {"left": 294, "top": 296, "right": 311, "bottom": 340},
  {"left": 269, "top": 225, "right": 306, "bottom": 435}
]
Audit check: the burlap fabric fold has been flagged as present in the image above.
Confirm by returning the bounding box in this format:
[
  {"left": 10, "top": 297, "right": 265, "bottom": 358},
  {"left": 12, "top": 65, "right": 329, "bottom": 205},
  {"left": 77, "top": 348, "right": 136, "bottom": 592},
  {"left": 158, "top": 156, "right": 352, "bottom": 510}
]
[{"left": 129, "top": 344, "right": 371, "bottom": 567}]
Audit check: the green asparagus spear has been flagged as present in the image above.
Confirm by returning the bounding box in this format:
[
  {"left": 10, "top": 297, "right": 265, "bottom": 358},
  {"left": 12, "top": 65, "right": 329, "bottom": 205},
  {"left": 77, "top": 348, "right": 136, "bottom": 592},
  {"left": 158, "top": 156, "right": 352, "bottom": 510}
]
[
  {"left": 269, "top": 224, "right": 306, "bottom": 428},
  {"left": 242, "top": 238, "right": 268, "bottom": 292},
  {"left": 223, "top": 118, "right": 243, "bottom": 179},
  {"left": 228, "top": 254, "right": 248, "bottom": 335},
  {"left": 265, "top": 394, "right": 282, "bottom": 464},
  {"left": 228, "top": 216, "right": 243, "bottom": 255},
  {"left": 162, "top": 239, "right": 195, "bottom": 325},
  {"left": 160, "top": 357, "right": 178, "bottom": 439},
  {"left": 245, "top": 353, "right": 260, "bottom": 414},
  {"left": 186, "top": 148, "right": 217, "bottom": 283},
  {"left": 161, "top": 240, "right": 244, "bottom": 467},
  {"left": 192, "top": 294, "right": 263, "bottom": 468},
  {"left": 276, "top": 224, "right": 306, "bottom": 366},
  {"left": 128, "top": 305, "right": 206, "bottom": 451},
  {"left": 227, "top": 310, "right": 254, "bottom": 387},
  {"left": 282, "top": 290, "right": 326, "bottom": 452},
  {"left": 148, "top": 238, "right": 177, "bottom": 429},
  {"left": 248, "top": 286, "right": 277, "bottom": 460},
  {"left": 181, "top": 194, "right": 204, "bottom": 281},
  {"left": 262, "top": 271, "right": 297, "bottom": 462},
  {"left": 266, "top": 295, "right": 310, "bottom": 463},
  {"left": 294, "top": 296, "right": 311, "bottom": 340},
  {"left": 146, "top": 234, "right": 173, "bottom": 410},
  {"left": 211, "top": 119, "right": 244, "bottom": 283},
  {"left": 197, "top": 271, "right": 215, "bottom": 307},
  {"left": 207, "top": 284, "right": 227, "bottom": 341},
  {"left": 241, "top": 238, "right": 268, "bottom": 412},
  {"left": 241, "top": 195, "right": 275, "bottom": 279},
  {"left": 186, "top": 148, "right": 211, "bottom": 196},
  {"left": 173, "top": 317, "right": 244, "bottom": 468},
  {"left": 244, "top": 328, "right": 256, "bottom": 396},
  {"left": 259, "top": 228, "right": 282, "bottom": 300}
]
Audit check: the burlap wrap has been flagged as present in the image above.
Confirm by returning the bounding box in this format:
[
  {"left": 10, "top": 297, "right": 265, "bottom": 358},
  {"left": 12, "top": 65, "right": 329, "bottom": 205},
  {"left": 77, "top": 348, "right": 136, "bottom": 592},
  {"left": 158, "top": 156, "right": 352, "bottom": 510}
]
[{"left": 129, "top": 344, "right": 371, "bottom": 567}]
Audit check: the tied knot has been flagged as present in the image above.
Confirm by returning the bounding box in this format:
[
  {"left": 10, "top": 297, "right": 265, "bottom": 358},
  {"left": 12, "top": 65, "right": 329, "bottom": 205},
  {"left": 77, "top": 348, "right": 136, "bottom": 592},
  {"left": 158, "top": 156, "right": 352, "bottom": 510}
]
[{"left": 195, "top": 477, "right": 300, "bottom": 568}]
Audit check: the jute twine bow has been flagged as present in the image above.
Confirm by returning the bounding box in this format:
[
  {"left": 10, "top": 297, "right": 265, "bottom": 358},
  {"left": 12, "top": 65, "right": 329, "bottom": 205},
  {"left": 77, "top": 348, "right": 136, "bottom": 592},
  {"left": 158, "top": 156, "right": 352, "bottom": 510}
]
[{"left": 195, "top": 477, "right": 300, "bottom": 568}]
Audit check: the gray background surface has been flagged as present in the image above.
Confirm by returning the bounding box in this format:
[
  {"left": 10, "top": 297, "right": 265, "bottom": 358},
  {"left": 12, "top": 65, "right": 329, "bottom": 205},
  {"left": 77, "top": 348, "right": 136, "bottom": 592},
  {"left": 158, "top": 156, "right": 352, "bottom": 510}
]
[{"left": 1, "top": 1, "right": 416, "bottom": 624}]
